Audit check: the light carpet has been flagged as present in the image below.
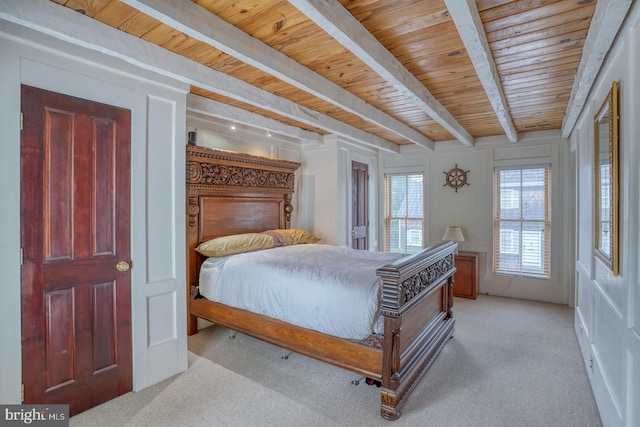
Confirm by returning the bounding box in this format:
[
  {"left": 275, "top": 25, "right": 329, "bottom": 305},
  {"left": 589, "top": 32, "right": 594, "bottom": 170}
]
[
  {"left": 123, "top": 353, "right": 336, "bottom": 427},
  {"left": 71, "top": 295, "right": 603, "bottom": 426}
]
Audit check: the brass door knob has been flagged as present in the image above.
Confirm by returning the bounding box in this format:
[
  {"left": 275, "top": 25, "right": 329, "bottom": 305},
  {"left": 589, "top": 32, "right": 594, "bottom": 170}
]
[{"left": 116, "top": 261, "right": 131, "bottom": 272}]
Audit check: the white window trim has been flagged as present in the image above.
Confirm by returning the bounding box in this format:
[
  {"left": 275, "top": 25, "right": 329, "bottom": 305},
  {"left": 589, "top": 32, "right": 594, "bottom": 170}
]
[
  {"left": 493, "top": 165, "right": 551, "bottom": 279},
  {"left": 383, "top": 172, "right": 425, "bottom": 254}
]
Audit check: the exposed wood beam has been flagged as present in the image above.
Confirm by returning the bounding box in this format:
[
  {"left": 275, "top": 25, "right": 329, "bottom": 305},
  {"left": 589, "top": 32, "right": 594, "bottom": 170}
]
[
  {"left": 289, "top": 0, "right": 474, "bottom": 147},
  {"left": 561, "top": 0, "right": 633, "bottom": 138},
  {"left": 187, "top": 94, "right": 324, "bottom": 144},
  {"left": 0, "top": 0, "right": 399, "bottom": 153},
  {"left": 444, "top": 0, "right": 518, "bottom": 143},
  {"left": 120, "top": 0, "right": 433, "bottom": 150}
]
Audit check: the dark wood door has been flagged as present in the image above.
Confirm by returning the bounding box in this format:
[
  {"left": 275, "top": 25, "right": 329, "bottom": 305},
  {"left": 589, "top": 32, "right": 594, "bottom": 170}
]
[
  {"left": 351, "top": 161, "right": 369, "bottom": 250},
  {"left": 21, "top": 85, "right": 132, "bottom": 415}
]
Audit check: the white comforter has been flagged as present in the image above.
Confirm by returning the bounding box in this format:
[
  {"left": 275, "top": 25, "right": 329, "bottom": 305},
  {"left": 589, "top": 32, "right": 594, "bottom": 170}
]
[{"left": 199, "top": 244, "right": 404, "bottom": 340}]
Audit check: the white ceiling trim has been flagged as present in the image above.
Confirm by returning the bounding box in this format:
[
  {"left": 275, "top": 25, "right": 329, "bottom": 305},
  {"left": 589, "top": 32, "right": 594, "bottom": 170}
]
[
  {"left": 187, "top": 94, "right": 324, "bottom": 143},
  {"left": 444, "top": 0, "right": 518, "bottom": 143},
  {"left": 121, "top": 0, "right": 433, "bottom": 150},
  {"left": 561, "top": 0, "right": 633, "bottom": 138},
  {"left": 289, "top": 0, "right": 475, "bottom": 147},
  {"left": 0, "top": 0, "right": 399, "bottom": 153}
]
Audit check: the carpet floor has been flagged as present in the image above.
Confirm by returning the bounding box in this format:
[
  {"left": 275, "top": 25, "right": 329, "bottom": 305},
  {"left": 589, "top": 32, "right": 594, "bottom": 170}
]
[{"left": 71, "top": 295, "right": 603, "bottom": 427}]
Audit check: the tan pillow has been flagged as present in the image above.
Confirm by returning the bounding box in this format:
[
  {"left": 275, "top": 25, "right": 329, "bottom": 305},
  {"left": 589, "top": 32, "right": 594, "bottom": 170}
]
[
  {"left": 195, "top": 233, "right": 274, "bottom": 257},
  {"left": 261, "top": 229, "right": 321, "bottom": 246}
]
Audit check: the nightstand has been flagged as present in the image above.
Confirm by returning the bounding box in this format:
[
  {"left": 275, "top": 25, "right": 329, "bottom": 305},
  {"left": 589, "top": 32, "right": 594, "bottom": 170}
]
[{"left": 453, "top": 251, "right": 479, "bottom": 299}]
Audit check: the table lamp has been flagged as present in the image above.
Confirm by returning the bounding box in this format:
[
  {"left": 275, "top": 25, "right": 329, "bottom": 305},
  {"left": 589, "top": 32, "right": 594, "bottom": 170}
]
[{"left": 442, "top": 226, "right": 464, "bottom": 242}]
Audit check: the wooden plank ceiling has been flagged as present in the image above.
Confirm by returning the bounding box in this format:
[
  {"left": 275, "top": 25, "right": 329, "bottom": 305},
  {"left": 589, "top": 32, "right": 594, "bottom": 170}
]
[{"left": 49, "top": 0, "right": 605, "bottom": 149}]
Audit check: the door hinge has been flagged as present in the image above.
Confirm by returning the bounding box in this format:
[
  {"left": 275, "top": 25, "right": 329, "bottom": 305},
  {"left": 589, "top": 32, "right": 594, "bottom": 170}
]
[
  {"left": 21, "top": 383, "right": 24, "bottom": 402},
  {"left": 20, "top": 112, "right": 23, "bottom": 131},
  {"left": 589, "top": 356, "right": 593, "bottom": 369},
  {"left": 20, "top": 247, "right": 23, "bottom": 266}
]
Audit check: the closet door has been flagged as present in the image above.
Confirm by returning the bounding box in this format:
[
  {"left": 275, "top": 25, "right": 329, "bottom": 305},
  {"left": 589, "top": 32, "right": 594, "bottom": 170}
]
[
  {"left": 21, "top": 85, "right": 132, "bottom": 415},
  {"left": 352, "top": 160, "right": 369, "bottom": 250}
]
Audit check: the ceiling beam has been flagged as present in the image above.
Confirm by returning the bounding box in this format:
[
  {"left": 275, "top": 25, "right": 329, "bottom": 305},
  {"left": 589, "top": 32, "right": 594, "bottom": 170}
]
[
  {"left": 561, "top": 0, "right": 633, "bottom": 138},
  {"left": 121, "top": 0, "right": 433, "bottom": 150},
  {"left": 0, "top": 0, "right": 399, "bottom": 153},
  {"left": 444, "top": 0, "right": 518, "bottom": 143},
  {"left": 289, "top": 0, "right": 474, "bottom": 147}
]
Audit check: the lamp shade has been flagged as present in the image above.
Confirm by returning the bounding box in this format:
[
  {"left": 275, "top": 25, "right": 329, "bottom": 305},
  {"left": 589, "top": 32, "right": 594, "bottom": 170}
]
[{"left": 442, "top": 226, "right": 465, "bottom": 242}]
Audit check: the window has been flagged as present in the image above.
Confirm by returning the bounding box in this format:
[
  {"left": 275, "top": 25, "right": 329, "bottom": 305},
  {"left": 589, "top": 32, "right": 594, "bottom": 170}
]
[
  {"left": 493, "top": 166, "right": 550, "bottom": 278},
  {"left": 384, "top": 173, "right": 424, "bottom": 254}
]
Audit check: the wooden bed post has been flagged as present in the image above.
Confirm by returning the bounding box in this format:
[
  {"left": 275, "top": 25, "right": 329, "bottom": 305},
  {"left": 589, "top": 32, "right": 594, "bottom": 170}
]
[
  {"left": 376, "top": 241, "right": 457, "bottom": 420},
  {"left": 186, "top": 193, "right": 201, "bottom": 335},
  {"left": 447, "top": 275, "right": 455, "bottom": 318},
  {"left": 284, "top": 192, "right": 293, "bottom": 227}
]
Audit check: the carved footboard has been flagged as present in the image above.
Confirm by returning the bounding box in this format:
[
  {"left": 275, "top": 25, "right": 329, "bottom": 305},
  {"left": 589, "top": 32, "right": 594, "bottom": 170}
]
[{"left": 376, "top": 241, "right": 457, "bottom": 420}]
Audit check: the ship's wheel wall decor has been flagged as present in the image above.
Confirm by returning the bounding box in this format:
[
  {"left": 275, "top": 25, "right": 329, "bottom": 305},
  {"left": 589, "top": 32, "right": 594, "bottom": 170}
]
[{"left": 443, "top": 164, "right": 470, "bottom": 192}]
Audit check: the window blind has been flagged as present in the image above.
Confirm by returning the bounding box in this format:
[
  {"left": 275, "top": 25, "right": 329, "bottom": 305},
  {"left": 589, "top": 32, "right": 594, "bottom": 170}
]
[
  {"left": 493, "top": 167, "right": 550, "bottom": 278},
  {"left": 384, "top": 174, "right": 423, "bottom": 254}
]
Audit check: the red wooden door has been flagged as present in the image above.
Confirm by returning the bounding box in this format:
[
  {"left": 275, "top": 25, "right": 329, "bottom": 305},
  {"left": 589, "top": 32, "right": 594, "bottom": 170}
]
[
  {"left": 351, "top": 161, "right": 369, "bottom": 250},
  {"left": 21, "top": 85, "right": 132, "bottom": 415}
]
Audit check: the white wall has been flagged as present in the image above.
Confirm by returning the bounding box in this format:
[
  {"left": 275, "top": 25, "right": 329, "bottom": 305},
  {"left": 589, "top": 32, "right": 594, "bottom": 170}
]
[
  {"left": 379, "top": 132, "right": 573, "bottom": 305},
  {"left": 571, "top": 2, "right": 640, "bottom": 426},
  {"left": 188, "top": 112, "right": 302, "bottom": 164},
  {"left": 0, "top": 23, "right": 188, "bottom": 403},
  {"left": 298, "top": 138, "right": 341, "bottom": 244},
  {"left": 300, "top": 135, "right": 380, "bottom": 247}
]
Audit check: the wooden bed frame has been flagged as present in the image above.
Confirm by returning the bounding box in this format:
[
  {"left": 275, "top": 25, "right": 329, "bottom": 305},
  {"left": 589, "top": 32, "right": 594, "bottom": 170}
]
[{"left": 185, "top": 145, "right": 456, "bottom": 420}]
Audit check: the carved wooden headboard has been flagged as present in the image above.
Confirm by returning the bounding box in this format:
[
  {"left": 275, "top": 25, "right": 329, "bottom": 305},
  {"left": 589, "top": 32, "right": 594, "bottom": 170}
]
[{"left": 185, "top": 145, "right": 301, "bottom": 296}]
